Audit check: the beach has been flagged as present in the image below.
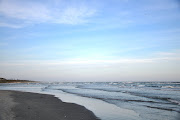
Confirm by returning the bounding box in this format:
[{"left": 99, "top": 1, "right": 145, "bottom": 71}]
[
  {"left": 0, "top": 82, "right": 179, "bottom": 120},
  {"left": 0, "top": 90, "right": 100, "bottom": 120}
]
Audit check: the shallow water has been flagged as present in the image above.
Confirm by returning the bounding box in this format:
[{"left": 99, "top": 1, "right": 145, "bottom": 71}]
[{"left": 0, "top": 82, "right": 180, "bottom": 120}]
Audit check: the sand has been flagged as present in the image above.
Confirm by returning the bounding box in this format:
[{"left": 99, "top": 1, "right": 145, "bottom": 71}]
[
  {"left": 0, "top": 91, "right": 16, "bottom": 120},
  {"left": 0, "top": 90, "right": 100, "bottom": 120}
]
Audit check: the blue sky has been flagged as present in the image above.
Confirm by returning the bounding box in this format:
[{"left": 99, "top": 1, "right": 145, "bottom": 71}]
[{"left": 0, "top": 0, "right": 180, "bottom": 81}]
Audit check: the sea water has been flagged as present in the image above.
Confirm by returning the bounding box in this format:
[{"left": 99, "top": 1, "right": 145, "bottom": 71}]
[{"left": 0, "top": 82, "right": 180, "bottom": 120}]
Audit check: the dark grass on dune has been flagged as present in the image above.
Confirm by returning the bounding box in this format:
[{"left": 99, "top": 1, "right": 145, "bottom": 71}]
[
  {"left": 0, "top": 78, "right": 34, "bottom": 83},
  {"left": 9, "top": 91, "right": 100, "bottom": 120}
]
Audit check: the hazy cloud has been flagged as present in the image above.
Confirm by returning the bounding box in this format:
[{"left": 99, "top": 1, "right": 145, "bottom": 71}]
[
  {"left": 1, "top": 54, "right": 180, "bottom": 66},
  {"left": 0, "top": 22, "right": 25, "bottom": 28},
  {"left": 0, "top": 42, "right": 8, "bottom": 46},
  {"left": 0, "top": 0, "right": 97, "bottom": 28}
]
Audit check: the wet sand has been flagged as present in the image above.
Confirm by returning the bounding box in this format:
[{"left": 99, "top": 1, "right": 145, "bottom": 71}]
[{"left": 0, "top": 90, "right": 100, "bottom": 120}]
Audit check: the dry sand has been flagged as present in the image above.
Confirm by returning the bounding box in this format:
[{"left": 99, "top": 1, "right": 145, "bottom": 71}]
[{"left": 0, "top": 90, "right": 100, "bottom": 120}]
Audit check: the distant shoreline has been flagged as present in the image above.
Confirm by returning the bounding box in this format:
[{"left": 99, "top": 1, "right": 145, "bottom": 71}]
[{"left": 0, "top": 78, "right": 35, "bottom": 83}]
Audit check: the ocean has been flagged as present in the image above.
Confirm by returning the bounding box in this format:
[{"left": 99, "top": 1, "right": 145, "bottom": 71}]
[{"left": 0, "top": 82, "right": 180, "bottom": 120}]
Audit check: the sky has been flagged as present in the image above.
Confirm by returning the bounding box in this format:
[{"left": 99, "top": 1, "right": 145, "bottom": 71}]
[{"left": 0, "top": 0, "right": 180, "bottom": 82}]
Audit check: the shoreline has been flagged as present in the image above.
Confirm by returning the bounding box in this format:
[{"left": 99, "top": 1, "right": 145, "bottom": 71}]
[{"left": 0, "top": 90, "right": 100, "bottom": 120}]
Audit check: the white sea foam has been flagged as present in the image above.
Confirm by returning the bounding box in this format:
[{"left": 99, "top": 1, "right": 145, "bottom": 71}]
[
  {"left": 0, "top": 82, "right": 179, "bottom": 120},
  {"left": 168, "top": 99, "right": 180, "bottom": 105}
]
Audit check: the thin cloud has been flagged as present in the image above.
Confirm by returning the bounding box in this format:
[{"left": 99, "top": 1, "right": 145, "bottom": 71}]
[
  {"left": 0, "top": 59, "right": 152, "bottom": 67},
  {"left": 144, "top": 0, "right": 179, "bottom": 10},
  {"left": 155, "top": 50, "right": 180, "bottom": 56},
  {"left": 1, "top": 56, "right": 179, "bottom": 66},
  {"left": 0, "top": 0, "right": 97, "bottom": 28},
  {"left": 0, "top": 42, "right": 8, "bottom": 46},
  {"left": 0, "top": 0, "right": 50, "bottom": 21},
  {"left": 0, "top": 22, "right": 25, "bottom": 28}
]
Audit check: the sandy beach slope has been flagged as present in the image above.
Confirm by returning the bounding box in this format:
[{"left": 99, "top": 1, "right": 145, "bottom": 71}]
[{"left": 0, "top": 90, "right": 100, "bottom": 120}]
